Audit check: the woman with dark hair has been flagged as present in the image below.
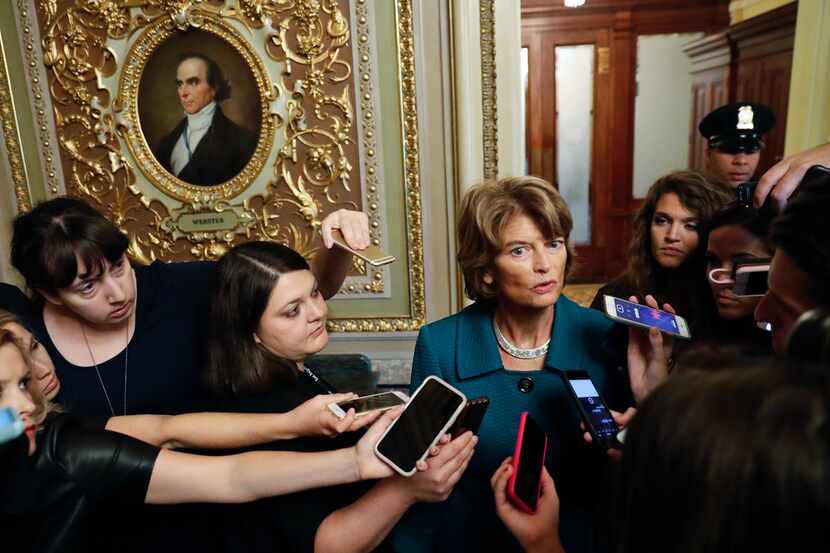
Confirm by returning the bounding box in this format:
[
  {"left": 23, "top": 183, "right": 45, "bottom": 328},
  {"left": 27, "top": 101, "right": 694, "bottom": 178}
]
[
  {"left": 492, "top": 359, "right": 830, "bottom": 552},
  {"left": 704, "top": 200, "right": 776, "bottom": 350},
  {"left": 203, "top": 240, "right": 477, "bottom": 553},
  {"left": 0, "top": 328, "right": 406, "bottom": 553},
  {"left": 9, "top": 196, "right": 368, "bottom": 418},
  {"left": 590, "top": 171, "right": 732, "bottom": 336}
]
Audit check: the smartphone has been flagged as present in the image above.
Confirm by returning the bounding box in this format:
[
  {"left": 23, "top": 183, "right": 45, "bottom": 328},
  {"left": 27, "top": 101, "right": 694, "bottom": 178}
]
[
  {"left": 603, "top": 295, "right": 691, "bottom": 339},
  {"left": 562, "top": 370, "right": 621, "bottom": 450},
  {"left": 330, "top": 229, "right": 396, "bottom": 267},
  {"left": 327, "top": 391, "right": 409, "bottom": 419},
  {"left": 449, "top": 396, "right": 490, "bottom": 438},
  {"left": 0, "top": 407, "right": 23, "bottom": 445},
  {"left": 507, "top": 412, "right": 548, "bottom": 514},
  {"left": 733, "top": 257, "right": 770, "bottom": 297},
  {"left": 374, "top": 376, "right": 467, "bottom": 477}
]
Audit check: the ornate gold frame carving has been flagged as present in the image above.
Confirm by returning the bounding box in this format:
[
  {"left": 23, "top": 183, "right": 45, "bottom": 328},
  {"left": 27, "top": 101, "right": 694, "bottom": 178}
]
[
  {"left": 0, "top": 31, "right": 31, "bottom": 212},
  {"left": 13, "top": 1, "right": 63, "bottom": 198},
  {"left": 326, "top": 0, "right": 425, "bottom": 332},
  {"left": 7, "top": 0, "right": 425, "bottom": 332},
  {"left": 479, "top": 0, "right": 498, "bottom": 180}
]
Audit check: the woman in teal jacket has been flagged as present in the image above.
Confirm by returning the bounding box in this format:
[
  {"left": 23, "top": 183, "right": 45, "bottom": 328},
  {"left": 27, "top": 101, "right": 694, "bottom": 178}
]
[{"left": 394, "top": 176, "right": 630, "bottom": 553}]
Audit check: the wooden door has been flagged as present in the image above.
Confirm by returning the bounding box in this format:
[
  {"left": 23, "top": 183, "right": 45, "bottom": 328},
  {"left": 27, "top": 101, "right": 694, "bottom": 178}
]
[{"left": 524, "top": 29, "right": 611, "bottom": 282}]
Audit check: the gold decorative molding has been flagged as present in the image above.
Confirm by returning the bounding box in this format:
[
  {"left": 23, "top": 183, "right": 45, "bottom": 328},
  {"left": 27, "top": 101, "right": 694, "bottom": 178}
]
[
  {"left": 33, "top": 1, "right": 380, "bottom": 269},
  {"left": 9, "top": 0, "right": 423, "bottom": 331},
  {"left": 14, "top": 1, "right": 62, "bottom": 196},
  {"left": 326, "top": 0, "right": 425, "bottom": 332},
  {"left": 0, "top": 29, "right": 31, "bottom": 212},
  {"left": 479, "top": 0, "right": 498, "bottom": 180}
]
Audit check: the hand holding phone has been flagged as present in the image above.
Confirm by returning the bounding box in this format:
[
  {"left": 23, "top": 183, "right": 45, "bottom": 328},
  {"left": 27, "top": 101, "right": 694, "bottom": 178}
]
[
  {"left": 330, "top": 229, "right": 396, "bottom": 267},
  {"left": 507, "top": 412, "right": 549, "bottom": 514},
  {"left": 603, "top": 295, "right": 690, "bottom": 339},
  {"left": 621, "top": 295, "right": 674, "bottom": 403},
  {"left": 374, "top": 376, "right": 467, "bottom": 477},
  {"left": 492, "top": 457, "right": 561, "bottom": 552},
  {"left": 733, "top": 256, "right": 771, "bottom": 297},
  {"left": 563, "top": 371, "right": 622, "bottom": 450},
  {"left": 327, "top": 391, "right": 409, "bottom": 419}
]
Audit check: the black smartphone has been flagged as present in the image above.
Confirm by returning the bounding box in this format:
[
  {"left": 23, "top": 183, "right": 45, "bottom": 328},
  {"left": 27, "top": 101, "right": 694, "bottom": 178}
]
[
  {"left": 507, "top": 412, "right": 549, "bottom": 514},
  {"left": 374, "top": 376, "right": 467, "bottom": 476},
  {"left": 562, "top": 370, "right": 621, "bottom": 449},
  {"left": 449, "top": 396, "right": 490, "bottom": 438},
  {"left": 733, "top": 256, "right": 771, "bottom": 297}
]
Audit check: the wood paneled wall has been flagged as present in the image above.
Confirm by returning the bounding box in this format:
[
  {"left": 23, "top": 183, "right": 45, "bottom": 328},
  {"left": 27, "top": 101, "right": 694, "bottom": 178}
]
[
  {"left": 522, "top": 0, "right": 730, "bottom": 280},
  {"left": 686, "top": 3, "right": 796, "bottom": 175}
]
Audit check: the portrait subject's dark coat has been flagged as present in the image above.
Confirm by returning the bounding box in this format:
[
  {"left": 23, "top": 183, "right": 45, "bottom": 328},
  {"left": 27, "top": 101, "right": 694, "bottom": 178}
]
[{"left": 155, "top": 106, "right": 257, "bottom": 186}]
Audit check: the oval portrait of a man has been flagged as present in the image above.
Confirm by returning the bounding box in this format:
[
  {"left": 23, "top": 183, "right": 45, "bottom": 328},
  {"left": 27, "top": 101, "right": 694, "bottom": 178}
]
[{"left": 138, "top": 29, "right": 262, "bottom": 187}]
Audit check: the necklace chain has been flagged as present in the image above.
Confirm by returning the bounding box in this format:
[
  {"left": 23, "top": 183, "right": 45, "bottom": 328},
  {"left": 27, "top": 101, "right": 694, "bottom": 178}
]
[
  {"left": 493, "top": 320, "right": 550, "bottom": 360},
  {"left": 81, "top": 322, "right": 129, "bottom": 417}
]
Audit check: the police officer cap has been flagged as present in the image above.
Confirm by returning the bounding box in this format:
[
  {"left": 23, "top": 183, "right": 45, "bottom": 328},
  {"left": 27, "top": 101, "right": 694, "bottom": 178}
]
[{"left": 698, "top": 102, "right": 775, "bottom": 154}]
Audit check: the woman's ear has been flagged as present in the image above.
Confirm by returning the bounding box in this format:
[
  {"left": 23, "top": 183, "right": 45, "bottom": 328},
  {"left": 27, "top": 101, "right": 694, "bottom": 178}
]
[
  {"left": 37, "top": 289, "right": 63, "bottom": 307},
  {"left": 483, "top": 271, "right": 494, "bottom": 286},
  {"left": 252, "top": 332, "right": 262, "bottom": 344}
]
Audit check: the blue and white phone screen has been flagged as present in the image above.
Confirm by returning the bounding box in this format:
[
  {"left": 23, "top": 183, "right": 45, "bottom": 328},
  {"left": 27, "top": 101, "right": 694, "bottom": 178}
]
[
  {"left": 613, "top": 298, "right": 679, "bottom": 333},
  {"left": 571, "top": 379, "right": 617, "bottom": 440}
]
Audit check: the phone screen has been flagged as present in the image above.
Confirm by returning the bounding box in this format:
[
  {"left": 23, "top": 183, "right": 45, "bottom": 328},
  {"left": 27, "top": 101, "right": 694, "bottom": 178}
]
[
  {"left": 611, "top": 297, "right": 682, "bottom": 334},
  {"left": 738, "top": 268, "right": 769, "bottom": 295},
  {"left": 376, "top": 378, "right": 465, "bottom": 473},
  {"left": 569, "top": 377, "right": 619, "bottom": 442},
  {"left": 337, "top": 393, "right": 406, "bottom": 415},
  {"left": 514, "top": 414, "right": 546, "bottom": 510}
]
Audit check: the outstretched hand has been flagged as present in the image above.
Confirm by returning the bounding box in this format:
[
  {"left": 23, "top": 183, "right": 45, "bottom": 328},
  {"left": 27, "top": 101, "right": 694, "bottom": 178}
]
[
  {"left": 491, "top": 458, "right": 564, "bottom": 553},
  {"left": 626, "top": 295, "right": 673, "bottom": 404},
  {"left": 353, "top": 407, "right": 405, "bottom": 480},
  {"left": 755, "top": 142, "right": 830, "bottom": 210},
  {"left": 290, "top": 393, "right": 382, "bottom": 438},
  {"left": 320, "top": 209, "right": 371, "bottom": 250}
]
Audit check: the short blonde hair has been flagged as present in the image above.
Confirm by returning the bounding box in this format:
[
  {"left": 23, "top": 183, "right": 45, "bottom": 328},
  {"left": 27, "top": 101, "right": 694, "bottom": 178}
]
[
  {"left": 0, "top": 311, "right": 55, "bottom": 425},
  {"left": 457, "top": 176, "right": 575, "bottom": 301}
]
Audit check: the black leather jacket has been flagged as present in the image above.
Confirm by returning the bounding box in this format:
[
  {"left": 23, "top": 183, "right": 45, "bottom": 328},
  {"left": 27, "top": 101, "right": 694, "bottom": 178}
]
[{"left": 0, "top": 414, "right": 159, "bottom": 553}]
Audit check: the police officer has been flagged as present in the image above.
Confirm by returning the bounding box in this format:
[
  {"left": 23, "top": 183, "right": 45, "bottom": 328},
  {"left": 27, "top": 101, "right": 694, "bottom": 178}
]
[{"left": 698, "top": 102, "right": 775, "bottom": 187}]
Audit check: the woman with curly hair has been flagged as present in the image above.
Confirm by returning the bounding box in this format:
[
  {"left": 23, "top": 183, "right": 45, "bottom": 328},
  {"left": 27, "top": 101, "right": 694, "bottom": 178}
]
[{"left": 590, "top": 171, "right": 732, "bottom": 337}]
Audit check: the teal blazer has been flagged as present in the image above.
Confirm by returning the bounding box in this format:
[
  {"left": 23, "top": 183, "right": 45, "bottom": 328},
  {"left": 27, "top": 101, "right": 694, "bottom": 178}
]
[{"left": 393, "top": 295, "right": 628, "bottom": 553}]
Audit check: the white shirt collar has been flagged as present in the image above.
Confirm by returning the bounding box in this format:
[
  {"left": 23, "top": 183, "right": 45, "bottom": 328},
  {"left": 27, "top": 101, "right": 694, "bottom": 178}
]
[{"left": 185, "top": 101, "right": 217, "bottom": 132}]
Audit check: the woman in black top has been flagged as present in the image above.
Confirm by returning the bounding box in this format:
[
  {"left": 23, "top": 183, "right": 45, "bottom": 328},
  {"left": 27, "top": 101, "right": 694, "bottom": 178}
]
[
  {"left": 9, "top": 196, "right": 369, "bottom": 418},
  {"left": 0, "top": 328, "right": 403, "bottom": 553},
  {"left": 204, "top": 241, "right": 478, "bottom": 553}
]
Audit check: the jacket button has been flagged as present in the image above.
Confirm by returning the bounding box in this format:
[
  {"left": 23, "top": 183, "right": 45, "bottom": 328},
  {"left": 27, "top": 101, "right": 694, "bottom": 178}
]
[{"left": 517, "top": 377, "right": 534, "bottom": 393}]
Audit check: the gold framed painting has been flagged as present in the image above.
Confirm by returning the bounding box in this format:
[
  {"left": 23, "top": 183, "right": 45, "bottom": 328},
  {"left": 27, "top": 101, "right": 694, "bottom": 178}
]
[{"left": 11, "top": 0, "right": 425, "bottom": 331}]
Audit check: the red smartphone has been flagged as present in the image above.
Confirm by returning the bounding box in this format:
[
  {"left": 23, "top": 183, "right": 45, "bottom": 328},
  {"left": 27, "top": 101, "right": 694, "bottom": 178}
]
[{"left": 507, "top": 412, "right": 549, "bottom": 514}]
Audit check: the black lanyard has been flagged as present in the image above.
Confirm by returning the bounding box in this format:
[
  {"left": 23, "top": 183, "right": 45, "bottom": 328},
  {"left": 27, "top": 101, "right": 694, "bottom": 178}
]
[{"left": 303, "top": 367, "right": 336, "bottom": 394}]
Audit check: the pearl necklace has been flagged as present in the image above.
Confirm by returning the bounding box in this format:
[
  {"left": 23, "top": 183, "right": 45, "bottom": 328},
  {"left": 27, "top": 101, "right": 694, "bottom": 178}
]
[{"left": 493, "top": 320, "right": 550, "bottom": 360}]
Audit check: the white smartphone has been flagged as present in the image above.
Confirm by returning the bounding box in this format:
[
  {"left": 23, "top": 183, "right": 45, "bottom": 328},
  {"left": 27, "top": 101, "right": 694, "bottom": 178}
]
[
  {"left": 374, "top": 375, "right": 467, "bottom": 477},
  {"left": 733, "top": 258, "right": 770, "bottom": 297},
  {"left": 327, "top": 391, "right": 409, "bottom": 419},
  {"left": 330, "top": 229, "right": 396, "bottom": 267},
  {"left": 603, "top": 295, "right": 691, "bottom": 339},
  {"left": 0, "top": 407, "right": 24, "bottom": 445}
]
